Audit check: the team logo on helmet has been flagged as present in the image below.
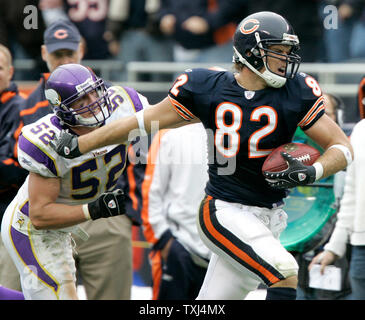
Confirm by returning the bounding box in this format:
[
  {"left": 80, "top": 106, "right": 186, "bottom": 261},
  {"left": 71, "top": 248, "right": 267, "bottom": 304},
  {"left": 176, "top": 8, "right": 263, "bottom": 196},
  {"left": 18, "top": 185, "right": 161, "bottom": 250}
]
[
  {"left": 45, "top": 88, "right": 62, "bottom": 106},
  {"left": 240, "top": 19, "right": 260, "bottom": 35}
]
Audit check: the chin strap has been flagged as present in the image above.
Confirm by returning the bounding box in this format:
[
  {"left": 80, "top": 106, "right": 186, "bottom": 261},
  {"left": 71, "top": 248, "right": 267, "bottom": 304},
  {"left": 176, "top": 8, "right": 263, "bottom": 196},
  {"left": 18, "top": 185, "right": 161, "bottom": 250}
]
[{"left": 232, "top": 46, "right": 286, "bottom": 88}]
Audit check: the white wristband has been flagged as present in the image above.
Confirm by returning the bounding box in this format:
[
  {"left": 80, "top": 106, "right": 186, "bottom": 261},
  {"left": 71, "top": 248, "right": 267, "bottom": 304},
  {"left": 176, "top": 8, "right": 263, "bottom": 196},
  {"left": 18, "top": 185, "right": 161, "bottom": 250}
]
[
  {"left": 135, "top": 110, "right": 147, "bottom": 136},
  {"left": 82, "top": 204, "right": 91, "bottom": 220},
  {"left": 313, "top": 162, "right": 324, "bottom": 181},
  {"left": 328, "top": 144, "right": 353, "bottom": 166}
]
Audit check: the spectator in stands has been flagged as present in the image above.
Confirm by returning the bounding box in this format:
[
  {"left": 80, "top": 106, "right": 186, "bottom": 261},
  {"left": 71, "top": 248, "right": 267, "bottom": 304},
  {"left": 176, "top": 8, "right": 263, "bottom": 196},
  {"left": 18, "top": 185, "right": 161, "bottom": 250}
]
[
  {"left": 103, "top": 0, "right": 174, "bottom": 81},
  {"left": 320, "top": 0, "right": 365, "bottom": 62},
  {"left": 20, "top": 19, "right": 85, "bottom": 125},
  {"left": 157, "top": 0, "right": 248, "bottom": 64},
  {"left": 295, "top": 93, "right": 352, "bottom": 300},
  {"left": 140, "top": 124, "right": 211, "bottom": 299},
  {"left": 249, "top": 0, "right": 323, "bottom": 62},
  {"left": 0, "top": 0, "right": 47, "bottom": 79},
  {"left": 0, "top": 20, "right": 134, "bottom": 300},
  {"left": 356, "top": 75, "right": 365, "bottom": 120},
  {"left": 309, "top": 112, "right": 365, "bottom": 299},
  {"left": 40, "top": 0, "right": 112, "bottom": 60},
  {"left": 0, "top": 44, "right": 27, "bottom": 296},
  {"left": 0, "top": 44, "right": 27, "bottom": 218}
]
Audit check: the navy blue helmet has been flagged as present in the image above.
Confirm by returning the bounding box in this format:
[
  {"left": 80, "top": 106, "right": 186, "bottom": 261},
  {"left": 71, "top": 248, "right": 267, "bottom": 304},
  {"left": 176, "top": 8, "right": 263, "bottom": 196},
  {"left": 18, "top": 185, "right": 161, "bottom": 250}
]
[{"left": 233, "top": 11, "right": 301, "bottom": 88}]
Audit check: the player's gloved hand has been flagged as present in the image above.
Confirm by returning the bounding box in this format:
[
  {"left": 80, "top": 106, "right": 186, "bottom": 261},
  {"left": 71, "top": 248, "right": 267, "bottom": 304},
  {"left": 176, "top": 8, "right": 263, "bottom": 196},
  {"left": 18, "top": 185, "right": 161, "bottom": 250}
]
[
  {"left": 50, "top": 129, "right": 82, "bottom": 159},
  {"left": 263, "top": 152, "right": 316, "bottom": 189},
  {"left": 87, "top": 189, "right": 126, "bottom": 220}
]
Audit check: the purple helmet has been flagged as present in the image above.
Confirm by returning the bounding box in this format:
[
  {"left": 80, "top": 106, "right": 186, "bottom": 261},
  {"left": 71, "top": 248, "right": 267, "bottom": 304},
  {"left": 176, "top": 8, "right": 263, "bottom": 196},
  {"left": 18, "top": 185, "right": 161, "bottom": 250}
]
[{"left": 45, "top": 64, "right": 112, "bottom": 127}]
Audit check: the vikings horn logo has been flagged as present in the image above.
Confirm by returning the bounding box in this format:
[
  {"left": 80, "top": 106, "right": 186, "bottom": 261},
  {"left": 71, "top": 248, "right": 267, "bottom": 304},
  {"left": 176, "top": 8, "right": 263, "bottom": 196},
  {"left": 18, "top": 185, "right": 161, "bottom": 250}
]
[
  {"left": 240, "top": 19, "right": 260, "bottom": 34},
  {"left": 45, "top": 89, "right": 62, "bottom": 106}
]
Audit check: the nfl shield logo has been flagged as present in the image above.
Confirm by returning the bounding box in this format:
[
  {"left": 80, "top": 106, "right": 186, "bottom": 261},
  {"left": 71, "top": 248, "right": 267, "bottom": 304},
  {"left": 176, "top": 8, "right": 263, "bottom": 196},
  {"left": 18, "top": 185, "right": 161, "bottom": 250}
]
[{"left": 244, "top": 91, "right": 255, "bottom": 99}]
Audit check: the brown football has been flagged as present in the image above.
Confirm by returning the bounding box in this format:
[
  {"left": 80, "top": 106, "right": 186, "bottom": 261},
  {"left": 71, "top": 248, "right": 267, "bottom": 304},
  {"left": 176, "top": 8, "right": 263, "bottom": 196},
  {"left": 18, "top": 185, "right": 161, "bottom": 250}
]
[{"left": 262, "top": 142, "right": 320, "bottom": 173}]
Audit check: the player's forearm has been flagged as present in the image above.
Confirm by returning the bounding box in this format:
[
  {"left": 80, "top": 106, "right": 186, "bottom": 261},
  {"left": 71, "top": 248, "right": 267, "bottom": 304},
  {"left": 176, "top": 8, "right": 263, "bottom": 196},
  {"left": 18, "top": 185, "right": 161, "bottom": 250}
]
[
  {"left": 29, "top": 203, "right": 87, "bottom": 230},
  {"left": 77, "top": 98, "right": 180, "bottom": 154},
  {"left": 78, "top": 115, "right": 139, "bottom": 153},
  {"left": 318, "top": 142, "right": 353, "bottom": 179}
]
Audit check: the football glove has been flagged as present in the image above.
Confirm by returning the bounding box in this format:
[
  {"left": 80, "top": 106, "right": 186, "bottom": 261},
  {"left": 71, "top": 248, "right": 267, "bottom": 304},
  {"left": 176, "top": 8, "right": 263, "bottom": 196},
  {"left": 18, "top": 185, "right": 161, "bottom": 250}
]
[
  {"left": 50, "top": 129, "right": 82, "bottom": 159},
  {"left": 263, "top": 152, "right": 316, "bottom": 189},
  {"left": 87, "top": 189, "right": 126, "bottom": 220}
]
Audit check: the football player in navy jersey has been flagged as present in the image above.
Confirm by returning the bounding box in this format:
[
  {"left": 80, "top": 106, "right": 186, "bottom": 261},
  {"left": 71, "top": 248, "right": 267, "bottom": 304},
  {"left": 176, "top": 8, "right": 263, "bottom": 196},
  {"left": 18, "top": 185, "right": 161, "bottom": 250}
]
[{"left": 50, "top": 11, "right": 353, "bottom": 300}]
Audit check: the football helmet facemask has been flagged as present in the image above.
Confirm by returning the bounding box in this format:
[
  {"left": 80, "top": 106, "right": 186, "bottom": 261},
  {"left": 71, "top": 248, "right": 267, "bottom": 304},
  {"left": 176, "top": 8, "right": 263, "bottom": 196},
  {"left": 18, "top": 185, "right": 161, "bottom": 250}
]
[
  {"left": 45, "top": 63, "right": 112, "bottom": 127},
  {"left": 233, "top": 11, "right": 301, "bottom": 88}
]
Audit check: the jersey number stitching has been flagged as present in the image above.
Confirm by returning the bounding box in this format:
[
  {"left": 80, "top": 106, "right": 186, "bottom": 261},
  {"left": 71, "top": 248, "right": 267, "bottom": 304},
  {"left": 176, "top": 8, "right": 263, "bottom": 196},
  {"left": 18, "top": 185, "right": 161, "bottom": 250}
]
[
  {"left": 215, "top": 103, "right": 277, "bottom": 158},
  {"left": 170, "top": 74, "right": 188, "bottom": 96},
  {"left": 305, "top": 76, "right": 322, "bottom": 97},
  {"left": 71, "top": 145, "right": 126, "bottom": 200}
]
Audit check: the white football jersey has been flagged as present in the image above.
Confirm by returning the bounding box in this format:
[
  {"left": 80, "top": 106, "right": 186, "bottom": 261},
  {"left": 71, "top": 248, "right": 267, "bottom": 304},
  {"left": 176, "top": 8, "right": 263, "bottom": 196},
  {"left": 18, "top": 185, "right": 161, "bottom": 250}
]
[
  {"left": 0, "top": 86, "right": 150, "bottom": 299},
  {"left": 16, "top": 85, "right": 149, "bottom": 211}
]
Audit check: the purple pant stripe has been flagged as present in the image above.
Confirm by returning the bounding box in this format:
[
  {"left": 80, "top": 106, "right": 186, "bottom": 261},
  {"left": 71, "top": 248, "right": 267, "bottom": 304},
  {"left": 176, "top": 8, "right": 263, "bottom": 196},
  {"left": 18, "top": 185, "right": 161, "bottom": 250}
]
[{"left": 10, "top": 226, "right": 59, "bottom": 293}]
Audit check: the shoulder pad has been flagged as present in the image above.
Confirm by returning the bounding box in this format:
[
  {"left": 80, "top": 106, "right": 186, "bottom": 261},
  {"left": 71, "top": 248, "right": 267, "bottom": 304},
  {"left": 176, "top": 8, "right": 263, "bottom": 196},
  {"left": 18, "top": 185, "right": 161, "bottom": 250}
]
[
  {"left": 295, "top": 72, "right": 323, "bottom": 100},
  {"left": 18, "top": 115, "right": 62, "bottom": 177},
  {"left": 107, "top": 86, "right": 148, "bottom": 117}
]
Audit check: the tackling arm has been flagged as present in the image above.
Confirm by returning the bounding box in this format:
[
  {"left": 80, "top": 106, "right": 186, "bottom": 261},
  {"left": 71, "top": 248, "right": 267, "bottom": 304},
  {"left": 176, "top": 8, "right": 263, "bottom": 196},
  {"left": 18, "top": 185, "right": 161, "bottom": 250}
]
[
  {"left": 51, "top": 97, "right": 197, "bottom": 158},
  {"left": 77, "top": 97, "right": 189, "bottom": 153}
]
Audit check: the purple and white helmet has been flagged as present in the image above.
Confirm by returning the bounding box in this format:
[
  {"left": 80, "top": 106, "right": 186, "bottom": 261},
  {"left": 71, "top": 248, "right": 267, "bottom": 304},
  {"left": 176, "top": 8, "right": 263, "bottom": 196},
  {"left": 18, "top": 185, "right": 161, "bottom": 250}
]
[{"left": 45, "top": 63, "right": 112, "bottom": 127}]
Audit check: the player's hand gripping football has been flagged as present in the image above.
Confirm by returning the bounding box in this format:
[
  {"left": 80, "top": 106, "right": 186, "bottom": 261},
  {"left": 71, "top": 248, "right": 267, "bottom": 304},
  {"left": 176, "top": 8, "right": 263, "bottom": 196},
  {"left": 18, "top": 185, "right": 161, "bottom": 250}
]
[
  {"left": 50, "top": 129, "right": 82, "bottom": 159},
  {"left": 87, "top": 189, "right": 126, "bottom": 220},
  {"left": 263, "top": 152, "right": 316, "bottom": 189}
]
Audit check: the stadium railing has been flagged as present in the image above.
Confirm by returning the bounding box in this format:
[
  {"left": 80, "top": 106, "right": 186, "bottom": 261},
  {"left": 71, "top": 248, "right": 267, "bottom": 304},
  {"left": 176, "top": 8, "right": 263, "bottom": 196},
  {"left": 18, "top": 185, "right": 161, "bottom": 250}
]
[
  {"left": 13, "top": 59, "right": 365, "bottom": 94},
  {"left": 14, "top": 59, "right": 364, "bottom": 121}
]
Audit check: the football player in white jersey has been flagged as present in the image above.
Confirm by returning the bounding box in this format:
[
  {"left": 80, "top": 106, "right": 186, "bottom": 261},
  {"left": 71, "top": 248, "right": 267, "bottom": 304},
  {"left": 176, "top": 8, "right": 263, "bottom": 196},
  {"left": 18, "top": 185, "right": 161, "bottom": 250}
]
[{"left": 0, "top": 64, "right": 150, "bottom": 300}]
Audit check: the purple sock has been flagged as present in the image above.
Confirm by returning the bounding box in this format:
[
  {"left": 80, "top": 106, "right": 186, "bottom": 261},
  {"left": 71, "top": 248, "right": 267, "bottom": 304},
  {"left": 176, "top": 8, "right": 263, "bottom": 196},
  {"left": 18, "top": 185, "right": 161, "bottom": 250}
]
[{"left": 0, "top": 286, "right": 24, "bottom": 300}]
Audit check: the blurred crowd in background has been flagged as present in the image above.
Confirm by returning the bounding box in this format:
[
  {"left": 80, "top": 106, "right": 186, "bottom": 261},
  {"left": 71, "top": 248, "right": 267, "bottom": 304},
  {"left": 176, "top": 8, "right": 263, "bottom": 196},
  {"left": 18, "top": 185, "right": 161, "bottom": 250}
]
[{"left": 1, "top": 0, "right": 365, "bottom": 82}]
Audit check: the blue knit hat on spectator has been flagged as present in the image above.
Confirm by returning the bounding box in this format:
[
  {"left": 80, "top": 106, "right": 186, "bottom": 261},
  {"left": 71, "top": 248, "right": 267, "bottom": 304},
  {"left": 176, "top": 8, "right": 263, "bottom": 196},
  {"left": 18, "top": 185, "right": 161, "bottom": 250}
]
[{"left": 44, "top": 20, "right": 81, "bottom": 53}]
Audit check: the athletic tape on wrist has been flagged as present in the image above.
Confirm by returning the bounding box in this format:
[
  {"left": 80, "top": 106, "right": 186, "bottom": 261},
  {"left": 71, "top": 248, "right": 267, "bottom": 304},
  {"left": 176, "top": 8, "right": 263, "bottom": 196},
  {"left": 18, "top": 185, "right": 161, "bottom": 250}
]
[
  {"left": 328, "top": 144, "right": 353, "bottom": 166},
  {"left": 313, "top": 162, "right": 324, "bottom": 181},
  {"left": 135, "top": 110, "right": 148, "bottom": 136},
  {"left": 82, "top": 204, "right": 91, "bottom": 220}
]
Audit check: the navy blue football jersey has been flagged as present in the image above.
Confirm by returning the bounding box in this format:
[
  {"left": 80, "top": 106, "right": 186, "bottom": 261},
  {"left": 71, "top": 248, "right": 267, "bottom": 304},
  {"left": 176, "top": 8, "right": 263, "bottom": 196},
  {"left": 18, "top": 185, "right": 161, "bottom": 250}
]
[{"left": 168, "top": 68, "right": 325, "bottom": 208}]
